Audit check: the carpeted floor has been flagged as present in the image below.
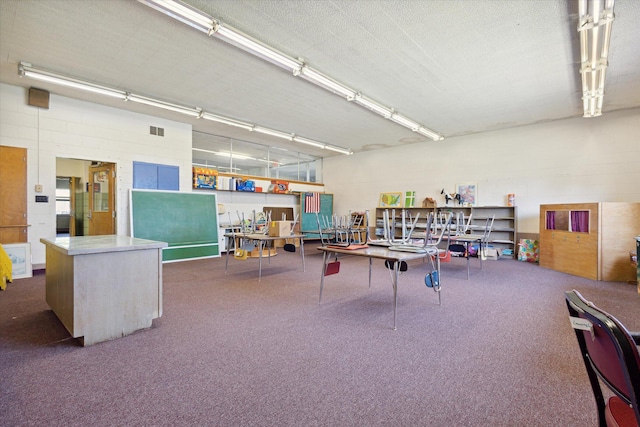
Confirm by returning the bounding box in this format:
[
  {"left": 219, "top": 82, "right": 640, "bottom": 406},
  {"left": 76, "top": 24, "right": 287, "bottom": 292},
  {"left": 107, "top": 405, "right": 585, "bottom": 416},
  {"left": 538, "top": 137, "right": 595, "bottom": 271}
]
[{"left": 1, "top": 244, "right": 639, "bottom": 426}]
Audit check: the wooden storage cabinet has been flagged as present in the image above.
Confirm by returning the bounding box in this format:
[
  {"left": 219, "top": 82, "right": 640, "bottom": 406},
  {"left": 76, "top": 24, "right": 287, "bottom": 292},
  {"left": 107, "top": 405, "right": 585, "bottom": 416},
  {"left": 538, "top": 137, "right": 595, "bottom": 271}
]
[{"left": 539, "top": 202, "right": 640, "bottom": 281}]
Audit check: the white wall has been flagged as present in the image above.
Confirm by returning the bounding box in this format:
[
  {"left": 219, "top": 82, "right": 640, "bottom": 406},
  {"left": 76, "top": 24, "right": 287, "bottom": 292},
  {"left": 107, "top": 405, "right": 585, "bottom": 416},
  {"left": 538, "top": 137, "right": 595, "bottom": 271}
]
[
  {"left": 4, "top": 78, "right": 636, "bottom": 265},
  {"left": 0, "top": 83, "right": 192, "bottom": 266},
  {"left": 322, "top": 108, "right": 640, "bottom": 234}
]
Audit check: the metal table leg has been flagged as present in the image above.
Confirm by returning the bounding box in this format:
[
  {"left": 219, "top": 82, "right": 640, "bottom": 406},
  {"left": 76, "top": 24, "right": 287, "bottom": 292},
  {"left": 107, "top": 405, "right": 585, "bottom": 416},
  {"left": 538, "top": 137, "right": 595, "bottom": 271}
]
[
  {"left": 225, "top": 235, "right": 231, "bottom": 272},
  {"left": 258, "top": 240, "right": 264, "bottom": 280},
  {"left": 392, "top": 261, "right": 400, "bottom": 330},
  {"left": 466, "top": 241, "right": 470, "bottom": 280},
  {"left": 319, "top": 251, "right": 328, "bottom": 304}
]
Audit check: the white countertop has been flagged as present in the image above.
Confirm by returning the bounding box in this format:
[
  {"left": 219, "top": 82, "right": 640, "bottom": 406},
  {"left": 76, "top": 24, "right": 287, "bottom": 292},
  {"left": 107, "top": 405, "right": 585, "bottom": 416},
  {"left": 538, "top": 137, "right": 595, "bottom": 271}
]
[{"left": 40, "top": 235, "right": 167, "bottom": 256}]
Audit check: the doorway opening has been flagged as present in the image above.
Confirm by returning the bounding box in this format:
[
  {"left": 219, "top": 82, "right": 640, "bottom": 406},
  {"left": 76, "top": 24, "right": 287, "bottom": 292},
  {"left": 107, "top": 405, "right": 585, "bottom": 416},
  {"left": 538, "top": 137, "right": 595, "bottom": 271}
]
[{"left": 56, "top": 158, "right": 116, "bottom": 237}]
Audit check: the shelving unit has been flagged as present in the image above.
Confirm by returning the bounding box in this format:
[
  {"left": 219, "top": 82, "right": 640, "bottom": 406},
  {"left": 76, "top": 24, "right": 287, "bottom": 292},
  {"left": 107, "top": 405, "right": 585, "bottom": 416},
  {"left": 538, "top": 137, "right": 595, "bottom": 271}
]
[
  {"left": 374, "top": 206, "right": 517, "bottom": 257},
  {"left": 436, "top": 206, "right": 517, "bottom": 258},
  {"left": 374, "top": 207, "right": 437, "bottom": 240}
]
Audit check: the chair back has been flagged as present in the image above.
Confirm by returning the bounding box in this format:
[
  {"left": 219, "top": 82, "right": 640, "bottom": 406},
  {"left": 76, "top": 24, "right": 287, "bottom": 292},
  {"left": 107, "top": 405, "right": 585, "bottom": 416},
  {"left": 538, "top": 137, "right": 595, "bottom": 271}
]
[{"left": 565, "top": 290, "right": 640, "bottom": 426}]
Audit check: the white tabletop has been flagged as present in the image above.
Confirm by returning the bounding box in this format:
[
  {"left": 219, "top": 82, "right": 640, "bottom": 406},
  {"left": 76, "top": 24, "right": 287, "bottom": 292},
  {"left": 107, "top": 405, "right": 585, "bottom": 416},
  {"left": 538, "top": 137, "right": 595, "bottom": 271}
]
[
  {"left": 318, "top": 245, "right": 430, "bottom": 261},
  {"left": 40, "top": 235, "right": 167, "bottom": 256}
]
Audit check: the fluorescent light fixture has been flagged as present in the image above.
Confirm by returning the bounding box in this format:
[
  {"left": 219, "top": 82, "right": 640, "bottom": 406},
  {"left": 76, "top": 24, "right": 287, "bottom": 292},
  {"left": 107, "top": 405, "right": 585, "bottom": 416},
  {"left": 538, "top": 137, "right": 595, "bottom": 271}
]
[
  {"left": 299, "top": 66, "right": 356, "bottom": 99},
  {"left": 139, "top": 0, "right": 213, "bottom": 33},
  {"left": 127, "top": 94, "right": 201, "bottom": 117},
  {"left": 390, "top": 113, "right": 420, "bottom": 131},
  {"left": 20, "top": 61, "right": 354, "bottom": 156},
  {"left": 416, "top": 127, "right": 444, "bottom": 141},
  {"left": 293, "top": 136, "right": 326, "bottom": 149},
  {"left": 214, "top": 25, "right": 302, "bottom": 72},
  {"left": 200, "top": 112, "right": 254, "bottom": 131},
  {"left": 324, "top": 145, "right": 353, "bottom": 155},
  {"left": 354, "top": 94, "right": 393, "bottom": 118},
  {"left": 19, "top": 62, "right": 127, "bottom": 100},
  {"left": 577, "top": 0, "right": 615, "bottom": 118},
  {"left": 253, "top": 126, "right": 294, "bottom": 141},
  {"left": 139, "top": 0, "right": 443, "bottom": 143}
]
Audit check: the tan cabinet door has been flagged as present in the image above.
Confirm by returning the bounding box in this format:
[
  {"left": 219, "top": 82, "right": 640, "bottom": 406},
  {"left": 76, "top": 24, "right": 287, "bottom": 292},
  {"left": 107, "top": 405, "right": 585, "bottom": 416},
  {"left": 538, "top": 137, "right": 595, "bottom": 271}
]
[
  {"left": 88, "top": 163, "right": 116, "bottom": 235},
  {"left": 0, "top": 146, "right": 28, "bottom": 243}
]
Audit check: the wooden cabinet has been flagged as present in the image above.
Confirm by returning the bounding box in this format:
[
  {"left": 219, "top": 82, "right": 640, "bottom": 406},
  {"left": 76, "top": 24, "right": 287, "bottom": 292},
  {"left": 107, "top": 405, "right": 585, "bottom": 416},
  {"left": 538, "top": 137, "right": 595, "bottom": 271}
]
[
  {"left": 41, "top": 235, "right": 166, "bottom": 346},
  {"left": 0, "top": 146, "right": 28, "bottom": 243},
  {"left": 539, "top": 202, "right": 640, "bottom": 281}
]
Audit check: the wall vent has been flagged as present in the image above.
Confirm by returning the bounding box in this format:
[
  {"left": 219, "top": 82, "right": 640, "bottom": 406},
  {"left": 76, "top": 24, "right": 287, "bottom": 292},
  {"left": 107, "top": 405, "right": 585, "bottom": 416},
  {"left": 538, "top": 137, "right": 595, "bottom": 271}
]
[{"left": 150, "top": 126, "right": 165, "bottom": 136}]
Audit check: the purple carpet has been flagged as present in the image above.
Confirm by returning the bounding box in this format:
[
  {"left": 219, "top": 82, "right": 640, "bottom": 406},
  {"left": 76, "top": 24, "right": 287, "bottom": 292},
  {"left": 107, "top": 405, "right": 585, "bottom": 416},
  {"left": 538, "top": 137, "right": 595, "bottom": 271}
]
[{"left": 1, "top": 244, "right": 639, "bottom": 426}]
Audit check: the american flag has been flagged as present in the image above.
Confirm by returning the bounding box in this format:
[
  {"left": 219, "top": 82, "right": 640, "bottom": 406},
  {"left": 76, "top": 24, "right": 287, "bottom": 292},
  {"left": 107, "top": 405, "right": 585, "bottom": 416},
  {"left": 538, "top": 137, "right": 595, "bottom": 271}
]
[{"left": 305, "top": 192, "right": 321, "bottom": 213}]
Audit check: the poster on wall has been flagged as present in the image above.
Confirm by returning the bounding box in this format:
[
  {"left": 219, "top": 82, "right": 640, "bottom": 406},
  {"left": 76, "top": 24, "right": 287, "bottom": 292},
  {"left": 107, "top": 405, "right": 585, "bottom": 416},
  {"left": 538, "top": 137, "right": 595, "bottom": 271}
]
[
  {"left": 3, "top": 243, "right": 32, "bottom": 279},
  {"left": 379, "top": 192, "right": 403, "bottom": 208},
  {"left": 456, "top": 183, "right": 477, "bottom": 206}
]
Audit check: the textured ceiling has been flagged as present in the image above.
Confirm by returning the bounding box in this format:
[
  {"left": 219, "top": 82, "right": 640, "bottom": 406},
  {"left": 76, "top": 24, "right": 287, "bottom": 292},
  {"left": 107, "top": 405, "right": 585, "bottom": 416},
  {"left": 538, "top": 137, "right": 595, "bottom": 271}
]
[{"left": 1, "top": 0, "right": 639, "bottom": 158}]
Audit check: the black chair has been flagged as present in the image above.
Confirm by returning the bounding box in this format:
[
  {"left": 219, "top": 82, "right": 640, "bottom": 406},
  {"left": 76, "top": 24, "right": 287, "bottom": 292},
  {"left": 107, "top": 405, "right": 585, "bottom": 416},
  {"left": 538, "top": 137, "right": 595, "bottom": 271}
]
[{"left": 565, "top": 290, "right": 640, "bottom": 427}]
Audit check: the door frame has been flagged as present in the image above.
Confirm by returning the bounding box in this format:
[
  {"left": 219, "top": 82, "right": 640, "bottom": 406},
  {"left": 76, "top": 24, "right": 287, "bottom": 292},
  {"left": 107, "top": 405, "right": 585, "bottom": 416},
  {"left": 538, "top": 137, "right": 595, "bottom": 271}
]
[{"left": 56, "top": 158, "right": 117, "bottom": 236}]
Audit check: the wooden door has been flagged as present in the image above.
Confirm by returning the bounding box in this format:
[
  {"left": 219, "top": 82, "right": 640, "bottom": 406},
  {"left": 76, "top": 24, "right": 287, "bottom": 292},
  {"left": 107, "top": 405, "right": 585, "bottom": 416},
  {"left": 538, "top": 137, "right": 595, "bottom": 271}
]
[
  {"left": 88, "top": 163, "right": 116, "bottom": 235},
  {"left": 0, "top": 146, "right": 28, "bottom": 243}
]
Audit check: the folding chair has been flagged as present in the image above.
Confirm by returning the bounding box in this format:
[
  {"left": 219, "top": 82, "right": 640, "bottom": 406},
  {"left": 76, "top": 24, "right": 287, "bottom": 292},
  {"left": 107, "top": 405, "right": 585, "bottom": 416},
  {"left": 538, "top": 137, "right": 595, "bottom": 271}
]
[{"left": 565, "top": 290, "right": 640, "bottom": 427}]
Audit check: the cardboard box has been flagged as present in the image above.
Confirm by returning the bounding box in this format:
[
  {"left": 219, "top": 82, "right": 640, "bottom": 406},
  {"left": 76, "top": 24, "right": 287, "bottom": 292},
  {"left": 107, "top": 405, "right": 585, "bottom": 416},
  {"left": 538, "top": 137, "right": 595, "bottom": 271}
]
[
  {"left": 422, "top": 198, "right": 437, "bottom": 208},
  {"left": 483, "top": 248, "right": 502, "bottom": 260},
  {"left": 268, "top": 221, "right": 292, "bottom": 237}
]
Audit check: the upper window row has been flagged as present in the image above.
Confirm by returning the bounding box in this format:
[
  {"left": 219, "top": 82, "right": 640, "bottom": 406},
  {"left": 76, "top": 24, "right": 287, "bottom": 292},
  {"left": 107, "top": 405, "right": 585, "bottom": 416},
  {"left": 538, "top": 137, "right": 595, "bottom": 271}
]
[{"left": 192, "top": 131, "right": 321, "bottom": 183}]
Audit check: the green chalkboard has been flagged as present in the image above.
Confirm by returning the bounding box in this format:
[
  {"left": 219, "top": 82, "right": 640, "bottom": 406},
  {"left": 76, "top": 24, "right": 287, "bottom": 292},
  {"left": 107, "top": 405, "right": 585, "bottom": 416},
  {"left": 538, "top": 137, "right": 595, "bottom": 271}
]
[
  {"left": 130, "top": 190, "right": 219, "bottom": 262},
  {"left": 300, "top": 193, "right": 333, "bottom": 239}
]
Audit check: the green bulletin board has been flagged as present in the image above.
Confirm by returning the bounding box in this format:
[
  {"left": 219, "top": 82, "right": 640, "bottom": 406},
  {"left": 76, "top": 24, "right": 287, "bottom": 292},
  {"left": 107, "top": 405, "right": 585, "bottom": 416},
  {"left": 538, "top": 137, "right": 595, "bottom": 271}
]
[
  {"left": 300, "top": 193, "right": 333, "bottom": 239},
  {"left": 130, "top": 189, "right": 219, "bottom": 262}
]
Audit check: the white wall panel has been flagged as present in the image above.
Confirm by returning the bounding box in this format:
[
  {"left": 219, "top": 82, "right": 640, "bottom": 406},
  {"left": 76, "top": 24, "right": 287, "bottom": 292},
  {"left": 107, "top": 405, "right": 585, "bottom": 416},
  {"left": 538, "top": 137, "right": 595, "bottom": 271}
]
[
  {"left": 0, "top": 82, "right": 192, "bottom": 266},
  {"left": 323, "top": 108, "right": 640, "bottom": 235}
]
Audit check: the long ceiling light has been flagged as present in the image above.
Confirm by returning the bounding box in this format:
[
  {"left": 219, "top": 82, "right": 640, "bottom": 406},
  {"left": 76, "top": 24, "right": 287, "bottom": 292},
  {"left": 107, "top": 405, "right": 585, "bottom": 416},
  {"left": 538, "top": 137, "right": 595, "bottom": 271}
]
[
  {"left": 141, "top": 0, "right": 214, "bottom": 33},
  {"left": 215, "top": 25, "right": 303, "bottom": 72},
  {"left": 127, "top": 94, "right": 201, "bottom": 117},
  {"left": 19, "top": 62, "right": 127, "bottom": 100},
  {"left": 323, "top": 145, "right": 353, "bottom": 155},
  {"left": 297, "top": 65, "right": 357, "bottom": 99},
  {"left": 138, "top": 0, "right": 443, "bottom": 141},
  {"left": 292, "top": 136, "right": 326, "bottom": 149},
  {"left": 390, "top": 113, "right": 420, "bottom": 131},
  {"left": 200, "top": 112, "right": 254, "bottom": 131},
  {"left": 253, "top": 126, "right": 294, "bottom": 141},
  {"left": 577, "top": 0, "right": 615, "bottom": 118},
  {"left": 354, "top": 94, "right": 393, "bottom": 118},
  {"left": 18, "top": 62, "right": 352, "bottom": 155}
]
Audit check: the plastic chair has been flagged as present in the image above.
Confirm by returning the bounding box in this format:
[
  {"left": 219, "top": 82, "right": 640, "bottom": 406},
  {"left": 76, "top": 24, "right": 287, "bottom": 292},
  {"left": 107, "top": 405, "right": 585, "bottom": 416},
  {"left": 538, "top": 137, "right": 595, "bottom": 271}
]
[{"left": 565, "top": 290, "right": 640, "bottom": 427}]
